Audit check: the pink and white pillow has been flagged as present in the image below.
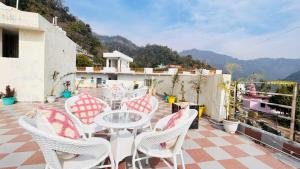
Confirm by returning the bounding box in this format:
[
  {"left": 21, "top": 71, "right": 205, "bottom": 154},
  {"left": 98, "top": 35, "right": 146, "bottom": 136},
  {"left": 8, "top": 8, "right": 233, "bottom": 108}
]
[
  {"left": 70, "top": 93, "right": 107, "bottom": 124},
  {"left": 160, "top": 107, "right": 189, "bottom": 149},
  {"left": 36, "top": 106, "right": 80, "bottom": 140},
  {"left": 125, "top": 95, "right": 152, "bottom": 113}
]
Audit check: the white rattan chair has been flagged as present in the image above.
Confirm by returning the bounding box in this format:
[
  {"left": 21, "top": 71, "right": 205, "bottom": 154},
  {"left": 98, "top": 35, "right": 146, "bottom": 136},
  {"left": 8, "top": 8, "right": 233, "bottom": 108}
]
[
  {"left": 121, "top": 96, "right": 159, "bottom": 130},
  {"left": 18, "top": 116, "right": 114, "bottom": 169},
  {"left": 98, "top": 87, "right": 125, "bottom": 110},
  {"left": 125, "top": 87, "right": 148, "bottom": 99},
  {"left": 132, "top": 109, "right": 197, "bottom": 169},
  {"left": 65, "top": 96, "right": 111, "bottom": 138}
]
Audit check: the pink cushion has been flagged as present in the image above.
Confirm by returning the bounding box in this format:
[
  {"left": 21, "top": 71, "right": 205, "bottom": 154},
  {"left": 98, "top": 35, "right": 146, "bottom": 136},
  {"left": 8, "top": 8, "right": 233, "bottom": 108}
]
[
  {"left": 37, "top": 106, "right": 80, "bottom": 139},
  {"left": 125, "top": 95, "right": 152, "bottom": 113},
  {"left": 70, "top": 93, "right": 107, "bottom": 124},
  {"left": 161, "top": 107, "right": 188, "bottom": 148}
]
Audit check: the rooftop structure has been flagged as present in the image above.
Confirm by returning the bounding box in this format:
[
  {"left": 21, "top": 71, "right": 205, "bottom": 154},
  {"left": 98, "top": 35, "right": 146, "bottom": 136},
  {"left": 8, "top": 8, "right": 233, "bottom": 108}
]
[
  {"left": 103, "top": 50, "right": 133, "bottom": 73},
  {"left": 0, "top": 2, "right": 76, "bottom": 102}
]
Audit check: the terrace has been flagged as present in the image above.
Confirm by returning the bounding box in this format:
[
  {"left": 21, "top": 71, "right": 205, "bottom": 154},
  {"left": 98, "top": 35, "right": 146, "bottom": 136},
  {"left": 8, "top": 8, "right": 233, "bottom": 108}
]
[{"left": 0, "top": 91, "right": 299, "bottom": 169}]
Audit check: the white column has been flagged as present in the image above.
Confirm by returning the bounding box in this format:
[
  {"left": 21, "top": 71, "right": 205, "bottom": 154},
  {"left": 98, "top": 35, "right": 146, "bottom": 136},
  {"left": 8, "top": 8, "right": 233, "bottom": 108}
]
[
  {"left": 117, "top": 59, "right": 121, "bottom": 72},
  {"left": 106, "top": 58, "right": 109, "bottom": 67}
]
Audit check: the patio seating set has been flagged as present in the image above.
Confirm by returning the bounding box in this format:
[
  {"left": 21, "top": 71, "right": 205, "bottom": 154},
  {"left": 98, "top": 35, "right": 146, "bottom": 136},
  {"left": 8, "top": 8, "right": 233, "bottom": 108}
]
[{"left": 18, "top": 83, "right": 197, "bottom": 169}]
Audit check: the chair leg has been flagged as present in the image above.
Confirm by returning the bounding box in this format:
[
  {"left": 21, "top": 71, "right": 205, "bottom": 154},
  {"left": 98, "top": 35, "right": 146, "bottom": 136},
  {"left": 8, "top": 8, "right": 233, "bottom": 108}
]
[
  {"left": 136, "top": 152, "right": 143, "bottom": 169},
  {"left": 173, "top": 155, "right": 178, "bottom": 169},
  {"left": 132, "top": 149, "right": 137, "bottom": 169},
  {"left": 109, "top": 152, "right": 115, "bottom": 169},
  {"left": 180, "top": 150, "right": 186, "bottom": 169}
]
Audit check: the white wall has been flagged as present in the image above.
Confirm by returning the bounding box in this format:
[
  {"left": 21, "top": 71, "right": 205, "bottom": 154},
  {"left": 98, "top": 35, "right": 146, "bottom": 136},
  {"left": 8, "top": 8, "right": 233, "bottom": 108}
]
[
  {"left": 43, "top": 18, "right": 76, "bottom": 99},
  {"left": 76, "top": 72, "right": 231, "bottom": 121},
  {"left": 0, "top": 28, "right": 45, "bottom": 101}
]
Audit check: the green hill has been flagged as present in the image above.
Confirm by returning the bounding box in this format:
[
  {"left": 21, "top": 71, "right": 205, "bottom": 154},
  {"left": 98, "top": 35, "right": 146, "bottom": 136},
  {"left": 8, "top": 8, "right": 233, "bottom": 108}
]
[{"left": 285, "top": 71, "right": 300, "bottom": 83}]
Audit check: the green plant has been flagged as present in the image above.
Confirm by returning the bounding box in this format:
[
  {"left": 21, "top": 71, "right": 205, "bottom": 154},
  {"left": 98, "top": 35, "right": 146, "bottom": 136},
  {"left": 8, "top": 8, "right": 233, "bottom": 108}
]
[
  {"left": 170, "top": 71, "right": 180, "bottom": 96},
  {"left": 190, "top": 75, "right": 207, "bottom": 105},
  {"left": 0, "top": 86, "right": 15, "bottom": 98},
  {"left": 149, "top": 78, "right": 163, "bottom": 95},
  {"left": 50, "top": 71, "right": 73, "bottom": 96},
  {"left": 75, "top": 79, "right": 84, "bottom": 90},
  {"left": 179, "top": 81, "right": 186, "bottom": 102}
]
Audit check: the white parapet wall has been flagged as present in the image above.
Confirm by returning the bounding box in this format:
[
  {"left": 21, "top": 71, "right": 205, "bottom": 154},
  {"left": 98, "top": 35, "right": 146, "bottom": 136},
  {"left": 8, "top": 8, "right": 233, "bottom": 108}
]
[{"left": 76, "top": 72, "right": 231, "bottom": 121}]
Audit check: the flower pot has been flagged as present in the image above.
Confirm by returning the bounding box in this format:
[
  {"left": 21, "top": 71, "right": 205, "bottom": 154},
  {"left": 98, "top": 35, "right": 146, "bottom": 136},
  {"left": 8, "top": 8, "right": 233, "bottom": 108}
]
[
  {"left": 2, "top": 97, "right": 16, "bottom": 105},
  {"left": 223, "top": 120, "right": 239, "bottom": 134},
  {"left": 163, "top": 95, "right": 168, "bottom": 103},
  {"left": 46, "top": 96, "right": 56, "bottom": 103},
  {"left": 168, "top": 96, "right": 176, "bottom": 104},
  {"left": 198, "top": 106, "right": 206, "bottom": 118},
  {"left": 63, "top": 91, "right": 72, "bottom": 98}
]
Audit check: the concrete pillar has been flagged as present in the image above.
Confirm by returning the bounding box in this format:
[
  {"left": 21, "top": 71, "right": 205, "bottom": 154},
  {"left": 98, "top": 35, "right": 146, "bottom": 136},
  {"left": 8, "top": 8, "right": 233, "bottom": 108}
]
[
  {"left": 117, "top": 58, "right": 121, "bottom": 72},
  {"left": 106, "top": 58, "right": 109, "bottom": 67}
]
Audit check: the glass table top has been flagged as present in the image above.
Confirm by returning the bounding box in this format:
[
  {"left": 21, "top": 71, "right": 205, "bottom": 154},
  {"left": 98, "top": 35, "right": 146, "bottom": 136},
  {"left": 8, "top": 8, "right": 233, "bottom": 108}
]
[{"left": 103, "top": 111, "right": 142, "bottom": 124}]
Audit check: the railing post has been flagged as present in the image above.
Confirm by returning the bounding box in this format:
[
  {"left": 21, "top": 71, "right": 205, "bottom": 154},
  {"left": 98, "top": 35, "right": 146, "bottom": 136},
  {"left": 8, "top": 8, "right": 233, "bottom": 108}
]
[{"left": 289, "top": 83, "right": 298, "bottom": 141}]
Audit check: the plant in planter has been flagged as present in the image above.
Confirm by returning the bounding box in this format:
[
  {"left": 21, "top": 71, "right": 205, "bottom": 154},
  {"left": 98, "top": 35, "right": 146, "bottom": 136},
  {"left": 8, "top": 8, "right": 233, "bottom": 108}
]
[
  {"left": 168, "top": 71, "right": 180, "bottom": 103},
  {"left": 190, "top": 75, "right": 207, "bottom": 118},
  {"left": 148, "top": 78, "right": 163, "bottom": 96},
  {"left": 163, "top": 92, "right": 169, "bottom": 103},
  {"left": 63, "top": 81, "right": 72, "bottom": 98},
  {"left": 179, "top": 81, "right": 186, "bottom": 102},
  {"left": 47, "top": 71, "right": 73, "bottom": 103},
  {"left": 0, "top": 85, "right": 16, "bottom": 105},
  {"left": 74, "top": 79, "right": 84, "bottom": 95},
  {"left": 219, "top": 63, "right": 241, "bottom": 133}
]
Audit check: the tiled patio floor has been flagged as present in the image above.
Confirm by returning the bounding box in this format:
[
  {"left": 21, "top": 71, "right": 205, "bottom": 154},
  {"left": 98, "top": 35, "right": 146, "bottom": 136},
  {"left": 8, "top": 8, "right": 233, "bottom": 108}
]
[{"left": 0, "top": 95, "right": 299, "bottom": 169}]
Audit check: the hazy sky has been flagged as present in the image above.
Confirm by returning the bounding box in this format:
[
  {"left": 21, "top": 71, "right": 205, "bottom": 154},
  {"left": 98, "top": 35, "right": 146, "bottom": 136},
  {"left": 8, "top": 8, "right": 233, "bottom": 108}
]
[{"left": 65, "top": 0, "right": 300, "bottom": 59}]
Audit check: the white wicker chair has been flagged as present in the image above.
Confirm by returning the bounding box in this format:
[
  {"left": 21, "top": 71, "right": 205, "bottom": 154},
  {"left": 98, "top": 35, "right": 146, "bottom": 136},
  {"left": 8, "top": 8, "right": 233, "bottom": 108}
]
[
  {"left": 18, "top": 116, "right": 114, "bottom": 169},
  {"left": 98, "top": 87, "right": 125, "bottom": 110},
  {"left": 121, "top": 96, "right": 159, "bottom": 130},
  {"left": 65, "top": 96, "right": 111, "bottom": 138},
  {"left": 132, "top": 109, "right": 197, "bottom": 169},
  {"left": 125, "top": 87, "right": 148, "bottom": 100}
]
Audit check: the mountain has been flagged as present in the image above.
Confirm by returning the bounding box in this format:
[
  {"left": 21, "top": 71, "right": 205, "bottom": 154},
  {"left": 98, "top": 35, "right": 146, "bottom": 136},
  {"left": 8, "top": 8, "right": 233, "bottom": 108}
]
[
  {"left": 180, "top": 49, "right": 300, "bottom": 80},
  {"left": 285, "top": 71, "right": 300, "bottom": 83},
  {"left": 95, "top": 35, "right": 140, "bottom": 56},
  {"left": 95, "top": 35, "right": 213, "bottom": 69}
]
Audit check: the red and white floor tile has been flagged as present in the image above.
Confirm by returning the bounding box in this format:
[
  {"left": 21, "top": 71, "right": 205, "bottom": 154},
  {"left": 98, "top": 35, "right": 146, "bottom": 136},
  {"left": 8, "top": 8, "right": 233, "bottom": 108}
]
[{"left": 0, "top": 98, "right": 299, "bottom": 169}]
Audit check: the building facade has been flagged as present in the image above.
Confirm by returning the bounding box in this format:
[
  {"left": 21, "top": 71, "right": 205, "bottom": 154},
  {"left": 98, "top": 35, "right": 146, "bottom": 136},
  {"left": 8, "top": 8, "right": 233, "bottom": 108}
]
[{"left": 0, "top": 3, "right": 76, "bottom": 102}]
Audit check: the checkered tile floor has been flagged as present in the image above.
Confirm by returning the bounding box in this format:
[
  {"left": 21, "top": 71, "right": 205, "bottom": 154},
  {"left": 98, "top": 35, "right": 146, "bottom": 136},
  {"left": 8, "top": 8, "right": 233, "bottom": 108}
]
[{"left": 0, "top": 95, "right": 299, "bottom": 169}]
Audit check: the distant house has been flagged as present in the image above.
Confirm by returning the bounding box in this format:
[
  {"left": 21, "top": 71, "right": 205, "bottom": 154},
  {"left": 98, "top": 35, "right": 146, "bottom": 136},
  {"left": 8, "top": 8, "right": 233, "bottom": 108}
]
[
  {"left": 242, "top": 83, "right": 273, "bottom": 113},
  {"left": 102, "top": 50, "right": 133, "bottom": 73},
  {"left": 0, "top": 3, "right": 76, "bottom": 102}
]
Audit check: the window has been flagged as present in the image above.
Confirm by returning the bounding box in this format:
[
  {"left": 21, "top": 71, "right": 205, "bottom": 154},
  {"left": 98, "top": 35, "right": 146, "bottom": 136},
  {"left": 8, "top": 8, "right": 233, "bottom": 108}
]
[{"left": 2, "top": 29, "right": 19, "bottom": 58}]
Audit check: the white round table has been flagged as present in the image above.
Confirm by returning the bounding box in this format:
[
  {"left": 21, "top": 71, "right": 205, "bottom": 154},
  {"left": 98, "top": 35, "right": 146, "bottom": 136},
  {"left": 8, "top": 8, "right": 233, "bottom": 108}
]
[{"left": 95, "top": 110, "right": 149, "bottom": 169}]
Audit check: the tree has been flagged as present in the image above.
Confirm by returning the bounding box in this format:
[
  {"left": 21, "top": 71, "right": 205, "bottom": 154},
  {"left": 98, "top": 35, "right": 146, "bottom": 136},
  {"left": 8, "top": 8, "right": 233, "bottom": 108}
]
[{"left": 76, "top": 54, "right": 93, "bottom": 67}]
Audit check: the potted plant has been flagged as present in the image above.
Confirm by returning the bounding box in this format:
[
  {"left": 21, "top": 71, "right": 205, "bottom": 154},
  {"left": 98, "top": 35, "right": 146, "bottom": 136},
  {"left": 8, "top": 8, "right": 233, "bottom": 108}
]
[
  {"left": 0, "top": 86, "right": 16, "bottom": 105},
  {"left": 168, "top": 71, "right": 180, "bottom": 104},
  {"left": 163, "top": 92, "right": 169, "bottom": 103},
  {"left": 74, "top": 79, "right": 84, "bottom": 95},
  {"left": 190, "top": 75, "right": 207, "bottom": 118},
  {"left": 219, "top": 63, "right": 241, "bottom": 133},
  {"left": 63, "top": 81, "right": 72, "bottom": 98},
  {"left": 179, "top": 81, "right": 186, "bottom": 102},
  {"left": 148, "top": 78, "right": 163, "bottom": 96},
  {"left": 47, "top": 71, "right": 73, "bottom": 103}
]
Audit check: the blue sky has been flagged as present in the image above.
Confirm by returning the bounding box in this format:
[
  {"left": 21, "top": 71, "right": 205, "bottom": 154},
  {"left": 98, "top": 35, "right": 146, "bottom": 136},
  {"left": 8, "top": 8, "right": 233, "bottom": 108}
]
[{"left": 65, "top": 0, "right": 300, "bottom": 59}]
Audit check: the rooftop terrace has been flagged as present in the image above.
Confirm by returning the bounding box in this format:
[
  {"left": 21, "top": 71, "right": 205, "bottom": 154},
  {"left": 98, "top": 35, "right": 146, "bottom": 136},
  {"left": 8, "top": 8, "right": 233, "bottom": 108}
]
[{"left": 0, "top": 93, "right": 299, "bottom": 169}]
